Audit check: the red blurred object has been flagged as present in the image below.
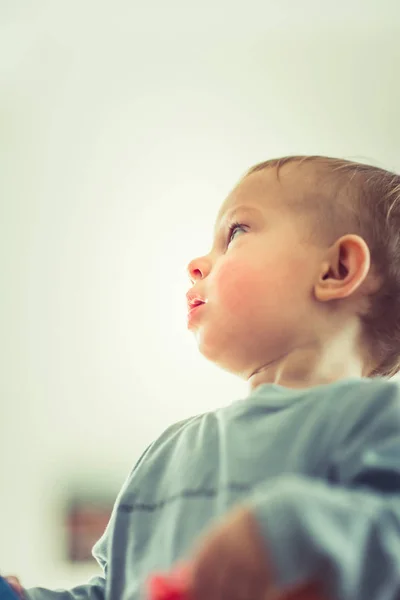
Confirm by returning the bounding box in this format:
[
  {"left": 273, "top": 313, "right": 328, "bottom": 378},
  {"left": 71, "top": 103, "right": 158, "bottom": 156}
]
[{"left": 148, "top": 568, "right": 191, "bottom": 600}]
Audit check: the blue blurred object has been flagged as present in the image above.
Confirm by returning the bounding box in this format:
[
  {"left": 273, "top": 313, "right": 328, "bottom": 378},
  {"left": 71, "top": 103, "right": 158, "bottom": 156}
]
[{"left": 0, "top": 577, "right": 19, "bottom": 600}]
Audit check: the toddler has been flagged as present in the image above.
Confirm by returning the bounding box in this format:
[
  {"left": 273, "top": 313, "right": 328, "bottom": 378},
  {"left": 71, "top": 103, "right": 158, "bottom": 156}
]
[{"left": 5, "top": 155, "right": 400, "bottom": 600}]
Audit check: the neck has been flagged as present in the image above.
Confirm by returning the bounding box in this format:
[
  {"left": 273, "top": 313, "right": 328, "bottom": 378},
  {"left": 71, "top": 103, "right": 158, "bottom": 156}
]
[{"left": 247, "top": 322, "right": 367, "bottom": 391}]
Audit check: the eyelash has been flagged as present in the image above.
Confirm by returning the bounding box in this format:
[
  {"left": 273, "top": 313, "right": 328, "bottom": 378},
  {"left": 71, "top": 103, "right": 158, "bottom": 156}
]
[{"left": 227, "top": 222, "right": 247, "bottom": 245}]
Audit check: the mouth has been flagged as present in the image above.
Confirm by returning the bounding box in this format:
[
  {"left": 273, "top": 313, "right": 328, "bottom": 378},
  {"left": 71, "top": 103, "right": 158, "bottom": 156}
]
[
  {"left": 188, "top": 300, "right": 205, "bottom": 314},
  {"left": 187, "top": 300, "right": 206, "bottom": 326},
  {"left": 189, "top": 299, "right": 205, "bottom": 309}
]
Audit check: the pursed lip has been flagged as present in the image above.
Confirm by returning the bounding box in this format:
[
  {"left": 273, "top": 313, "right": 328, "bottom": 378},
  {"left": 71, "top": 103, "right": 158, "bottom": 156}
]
[
  {"left": 187, "top": 302, "right": 205, "bottom": 315},
  {"left": 186, "top": 290, "right": 207, "bottom": 313}
]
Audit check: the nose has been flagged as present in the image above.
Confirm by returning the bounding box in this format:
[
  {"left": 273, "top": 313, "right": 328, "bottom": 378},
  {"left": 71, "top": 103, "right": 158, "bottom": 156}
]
[{"left": 187, "top": 256, "right": 211, "bottom": 283}]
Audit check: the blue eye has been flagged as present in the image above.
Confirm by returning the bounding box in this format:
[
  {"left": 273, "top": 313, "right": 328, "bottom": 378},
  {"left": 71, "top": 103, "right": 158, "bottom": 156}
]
[{"left": 227, "top": 222, "right": 247, "bottom": 245}]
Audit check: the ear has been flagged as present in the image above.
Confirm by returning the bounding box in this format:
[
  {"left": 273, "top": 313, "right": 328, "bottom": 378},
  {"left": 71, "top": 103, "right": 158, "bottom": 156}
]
[{"left": 314, "top": 234, "right": 371, "bottom": 302}]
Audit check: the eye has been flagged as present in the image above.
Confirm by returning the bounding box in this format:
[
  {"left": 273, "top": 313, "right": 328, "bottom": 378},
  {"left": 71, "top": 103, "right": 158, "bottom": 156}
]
[{"left": 227, "top": 222, "right": 247, "bottom": 246}]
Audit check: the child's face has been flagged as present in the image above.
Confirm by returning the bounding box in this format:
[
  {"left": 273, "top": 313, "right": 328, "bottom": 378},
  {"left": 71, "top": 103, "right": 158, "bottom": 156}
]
[{"left": 186, "top": 166, "right": 325, "bottom": 380}]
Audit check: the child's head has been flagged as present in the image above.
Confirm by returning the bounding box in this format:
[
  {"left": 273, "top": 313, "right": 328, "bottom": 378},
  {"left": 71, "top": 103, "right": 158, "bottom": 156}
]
[{"left": 187, "top": 156, "right": 400, "bottom": 388}]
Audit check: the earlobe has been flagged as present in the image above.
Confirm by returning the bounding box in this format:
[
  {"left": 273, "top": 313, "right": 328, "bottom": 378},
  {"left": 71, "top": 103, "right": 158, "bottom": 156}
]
[{"left": 314, "top": 235, "right": 371, "bottom": 302}]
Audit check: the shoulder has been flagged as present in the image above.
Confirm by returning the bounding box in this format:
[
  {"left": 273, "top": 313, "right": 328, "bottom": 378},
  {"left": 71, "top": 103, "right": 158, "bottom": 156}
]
[
  {"left": 306, "top": 378, "right": 400, "bottom": 469},
  {"left": 136, "top": 411, "right": 211, "bottom": 466},
  {"left": 157, "top": 411, "right": 208, "bottom": 442},
  {"left": 326, "top": 377, "right": 400, "bottom": 425},
  {"left": 326, "top": 378, "right": 400, "bottom": 487}
]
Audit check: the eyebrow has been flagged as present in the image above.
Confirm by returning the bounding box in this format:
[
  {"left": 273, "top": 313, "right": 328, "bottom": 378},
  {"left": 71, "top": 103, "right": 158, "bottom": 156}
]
[{"left": 214, "top": 205, "right": 262, "bottom": 236}]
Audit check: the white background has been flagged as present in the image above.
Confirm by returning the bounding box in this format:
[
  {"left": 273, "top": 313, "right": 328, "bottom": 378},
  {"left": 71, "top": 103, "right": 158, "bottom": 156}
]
[{"left": 1, "top": 0, "right": 399, "bottom": 589}]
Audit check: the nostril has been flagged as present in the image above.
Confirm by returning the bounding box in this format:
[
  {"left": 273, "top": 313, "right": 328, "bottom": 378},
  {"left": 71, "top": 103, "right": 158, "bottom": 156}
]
[
  {"left": 190, "top": 268, "right": 202, "bottom": 282},
  {"left": 188, "top": 256, "right": 211, "bottom": 281}
]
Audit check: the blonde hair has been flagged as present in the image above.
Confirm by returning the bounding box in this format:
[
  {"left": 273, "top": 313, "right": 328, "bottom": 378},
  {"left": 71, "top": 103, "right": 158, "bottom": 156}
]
[{"left": 245, "top": 155, "right": 400, "bottom": 379}]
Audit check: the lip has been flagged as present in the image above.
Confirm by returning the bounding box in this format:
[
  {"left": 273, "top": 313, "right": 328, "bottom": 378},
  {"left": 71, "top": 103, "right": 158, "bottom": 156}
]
[
  {"left": 186, "top": 290, "right": 206, "bottom": 310},
  {"left": 187, "top": 301, "right": 206, "bottom": 328}
]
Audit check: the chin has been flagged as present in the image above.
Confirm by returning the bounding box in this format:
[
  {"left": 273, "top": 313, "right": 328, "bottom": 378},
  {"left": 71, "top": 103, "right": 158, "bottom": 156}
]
[{"left": 196, "top": 336, "right": 250, "bottom": 378}]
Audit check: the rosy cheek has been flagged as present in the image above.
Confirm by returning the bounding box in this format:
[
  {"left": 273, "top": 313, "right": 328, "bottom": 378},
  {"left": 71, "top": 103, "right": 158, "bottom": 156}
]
[{"left": 214, "top": 258, "right": 260, "bottom": 315}]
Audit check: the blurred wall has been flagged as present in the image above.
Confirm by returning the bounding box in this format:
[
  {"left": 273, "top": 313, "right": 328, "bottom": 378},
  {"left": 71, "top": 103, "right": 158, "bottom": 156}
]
[{"left": 1, "top": 0, "right": 399, "bottom": 589}]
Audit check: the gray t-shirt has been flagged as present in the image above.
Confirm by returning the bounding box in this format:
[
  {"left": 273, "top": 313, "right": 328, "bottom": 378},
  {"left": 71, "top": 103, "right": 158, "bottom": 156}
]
[{"left": 25, "top": 377, "right": 400, "bottom": 600}]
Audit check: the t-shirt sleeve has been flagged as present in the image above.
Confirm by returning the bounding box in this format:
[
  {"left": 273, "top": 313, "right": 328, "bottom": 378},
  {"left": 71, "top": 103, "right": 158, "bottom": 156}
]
[
  {"left": 23, "top": 576, "right": 105, "bottom": 600},
  {"left": 248, "top": 380, "right": 400, "bottom": 600}
]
